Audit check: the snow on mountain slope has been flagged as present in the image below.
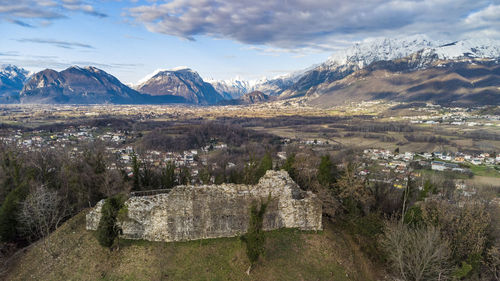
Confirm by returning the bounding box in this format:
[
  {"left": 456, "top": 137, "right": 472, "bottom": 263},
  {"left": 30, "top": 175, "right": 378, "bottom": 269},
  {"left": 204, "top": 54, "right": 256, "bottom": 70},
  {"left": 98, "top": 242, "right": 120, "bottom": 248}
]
[
  {"left": 431, "top": 38, "right": 500, "bottom": 60},
  {"left": 0, "top": 65, "right": 31, "bottom": 103},
  {"left": 325, "top": 36, "right": 500, "bottom": 70},
  {"left": 279, "top": 35, "right": 500, "bottom": 99},
  {"left": 208, "top": 77, "right": 255, "bottom": 99},
  {"left": 326, "top": 34, "right": 437, "bottom": 68},
  {"left": 209, "top": 67, "right": 312, "bottom": 98},
  {"left": 0, "top": 65, "right": 31, "bottom": 87}
]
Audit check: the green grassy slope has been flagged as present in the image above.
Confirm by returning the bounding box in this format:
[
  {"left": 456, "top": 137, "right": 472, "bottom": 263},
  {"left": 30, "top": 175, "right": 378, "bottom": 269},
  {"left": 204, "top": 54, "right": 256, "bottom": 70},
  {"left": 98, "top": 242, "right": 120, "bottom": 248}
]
[{"left": 3, "top": 211, "right": 380, "bottom": 281}]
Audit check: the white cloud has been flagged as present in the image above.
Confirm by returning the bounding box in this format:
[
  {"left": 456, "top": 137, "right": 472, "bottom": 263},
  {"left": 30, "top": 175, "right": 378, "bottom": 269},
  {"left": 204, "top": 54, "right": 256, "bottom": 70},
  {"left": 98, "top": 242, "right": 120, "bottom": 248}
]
[
  {"left": 464, "top": 4, "right": 500, "bottom": 28},
  {"left": 0, "top": 0, "right": 107, "bottom": 27},
  {"left": 16, "top": 38, "right": 94, "bottom": 49},
  {"left": 128, "top": 0, "right": 499, "bottom": 51}
]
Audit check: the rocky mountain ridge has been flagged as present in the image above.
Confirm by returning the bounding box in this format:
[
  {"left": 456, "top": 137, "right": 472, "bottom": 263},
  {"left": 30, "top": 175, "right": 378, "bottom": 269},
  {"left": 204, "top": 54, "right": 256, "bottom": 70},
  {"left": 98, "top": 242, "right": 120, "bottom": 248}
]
[
  {"left": 135, "top": 68, "right": 224, "bottom": 105},
  {"left": 279, "top": 36, "right": 500, "bottom": 99},
  {"left": 20, "top": 66, "right": 184, "bottom": 104}
]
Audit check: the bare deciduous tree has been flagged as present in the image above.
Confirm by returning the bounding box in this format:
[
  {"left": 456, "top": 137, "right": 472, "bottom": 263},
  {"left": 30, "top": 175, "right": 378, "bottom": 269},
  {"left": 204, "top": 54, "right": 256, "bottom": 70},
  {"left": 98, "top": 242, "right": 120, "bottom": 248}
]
[
  {"left": 380, "top": 221, "right": 451, "bottom": 281},
  {"left": 336, "top": 161, "right": 374, "bottom": 215},
  {"left": 486, "top": 246, "right": 500, "bottom": 280},
  {"left": 18, "top": 185, "right": 67, "bottom": 257}
]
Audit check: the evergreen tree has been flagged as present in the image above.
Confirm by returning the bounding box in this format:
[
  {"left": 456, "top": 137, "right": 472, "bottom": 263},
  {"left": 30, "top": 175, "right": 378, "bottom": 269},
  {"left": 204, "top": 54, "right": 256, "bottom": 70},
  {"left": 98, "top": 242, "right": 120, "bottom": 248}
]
[
  {"left": 241, "top": 197, "right": 269, "bottom": 273},
  {"left": 178, "top": 166, "right": 190, "bottom": 185},
  {"left": 140, "top": 162, "right": 154, "bottom": 190},
  {"left": 256, "top": 152, "right": 273, "bottom": 180},
  {"left": 0, "top": 151, "right": 29, "bottom": 243},
  {"left": 0, "top": 183, "right": 29, "bottom": 242},
  {"left": 282, "top": 153, "right": 296, "bottom": 180},
  {"left": 131, "top": 152, "right": 141, "bottom": 191},
  {"left": 161, "top": 161, "right": 176, "bottom": 188},
  {"left": 0, "top": 151, "right": 23, "bottom": 203},
  {"left": 317, "top": 155, "right": 334, "bottom": 186},
  {"left": 228, "top": 169, "right": 243, "bottom": 184},
  {"left": 96, "top": 194, "right": 126, "bottom": 249}
]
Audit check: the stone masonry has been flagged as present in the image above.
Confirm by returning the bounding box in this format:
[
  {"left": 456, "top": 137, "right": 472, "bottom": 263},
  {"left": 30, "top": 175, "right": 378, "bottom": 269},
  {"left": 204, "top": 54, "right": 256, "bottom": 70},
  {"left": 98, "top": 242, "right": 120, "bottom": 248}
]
[{"left": 86, "top": 170, "right": 322, "bottom": 242}]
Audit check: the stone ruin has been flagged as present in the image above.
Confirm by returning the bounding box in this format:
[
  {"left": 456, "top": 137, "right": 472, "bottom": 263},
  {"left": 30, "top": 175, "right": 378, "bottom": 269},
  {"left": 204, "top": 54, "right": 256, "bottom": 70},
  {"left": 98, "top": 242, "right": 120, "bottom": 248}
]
[{"left": 86, "top": 170, "right": 322, "bottom": 242}]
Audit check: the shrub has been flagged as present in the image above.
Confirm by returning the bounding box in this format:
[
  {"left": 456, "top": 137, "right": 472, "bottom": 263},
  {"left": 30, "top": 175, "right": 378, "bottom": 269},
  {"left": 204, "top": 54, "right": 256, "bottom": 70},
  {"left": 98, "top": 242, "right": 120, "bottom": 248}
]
[
  {"left": 96, "top": 194, "right": 127, "bottom": 249},
  {"left": 380, "top": 222, "right": 451, "bottom": 281},
  {"left": 241, "top": 198, "right": 269, "bottom": 267}
]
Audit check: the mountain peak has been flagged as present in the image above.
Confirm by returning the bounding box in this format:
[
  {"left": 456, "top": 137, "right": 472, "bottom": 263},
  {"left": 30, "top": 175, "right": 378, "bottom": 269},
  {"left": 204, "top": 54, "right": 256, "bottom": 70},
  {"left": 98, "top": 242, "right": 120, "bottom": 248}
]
[
  {"left": 326, "top": 34, "right": 436, "bottom": 67},
  {"left": 170, "top": 66, "right": 192, "bottom": 71},
  {"left": 136, "top": 67, "right": 224, "bottom": 104},
  {"left": 21, "top": 67, "right": 151, "bottom": 104}
]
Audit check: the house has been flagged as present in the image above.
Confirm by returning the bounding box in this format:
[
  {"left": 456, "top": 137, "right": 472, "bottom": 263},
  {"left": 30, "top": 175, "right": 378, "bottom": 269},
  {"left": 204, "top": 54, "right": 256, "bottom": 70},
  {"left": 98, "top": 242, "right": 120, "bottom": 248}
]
[
  {"left": 431, "top": 161, "right": 459, "bottom": 171},
  {"left": 470, "top": 158, "right": 482, "bottom": 165},
  {"left": 421, "top": 152, "right": 433, "bottom": 159}
]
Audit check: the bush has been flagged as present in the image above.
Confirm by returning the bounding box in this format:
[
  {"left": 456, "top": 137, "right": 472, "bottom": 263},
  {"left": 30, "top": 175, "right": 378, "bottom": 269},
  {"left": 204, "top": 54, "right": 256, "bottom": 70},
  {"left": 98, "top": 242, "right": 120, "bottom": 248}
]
[
  {"left": 241, "top": 198, "right": 269, "bottom": 267},
  {"left": 96, "top": 194, "right": 127, "bottom": 249},
  {"left": 380, "top": 222, "right": 451, "bottom": 281}
]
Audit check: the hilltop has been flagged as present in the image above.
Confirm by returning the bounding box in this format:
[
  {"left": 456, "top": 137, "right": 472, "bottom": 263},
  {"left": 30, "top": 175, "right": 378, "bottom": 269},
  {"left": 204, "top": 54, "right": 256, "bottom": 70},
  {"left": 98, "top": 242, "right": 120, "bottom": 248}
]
[{"left": 2, "top": 211, "right": 380, "bottom": 281}]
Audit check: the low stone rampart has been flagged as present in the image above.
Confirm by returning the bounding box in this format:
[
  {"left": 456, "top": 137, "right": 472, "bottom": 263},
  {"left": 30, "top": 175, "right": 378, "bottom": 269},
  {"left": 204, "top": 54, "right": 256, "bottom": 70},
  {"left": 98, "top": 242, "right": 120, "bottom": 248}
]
[{"left": 86, "top": 170, "right": 322, "bottom": 242}]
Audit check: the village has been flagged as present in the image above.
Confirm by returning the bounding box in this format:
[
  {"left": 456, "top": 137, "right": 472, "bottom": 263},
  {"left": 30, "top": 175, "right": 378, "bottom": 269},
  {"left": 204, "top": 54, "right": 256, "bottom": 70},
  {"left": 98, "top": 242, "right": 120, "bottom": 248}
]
[
  {"left": 360, "top": 148, "right": 499, "bottom": 194},
  {"left": 1, "top": 121, "right": 498, "bottom": 195}
]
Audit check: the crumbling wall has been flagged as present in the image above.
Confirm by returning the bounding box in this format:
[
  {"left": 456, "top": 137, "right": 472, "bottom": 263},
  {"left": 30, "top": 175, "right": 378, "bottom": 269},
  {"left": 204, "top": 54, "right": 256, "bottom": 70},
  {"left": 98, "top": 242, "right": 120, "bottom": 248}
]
[{"left": 86, "top": 170, "right": 322, "bottom": 242}]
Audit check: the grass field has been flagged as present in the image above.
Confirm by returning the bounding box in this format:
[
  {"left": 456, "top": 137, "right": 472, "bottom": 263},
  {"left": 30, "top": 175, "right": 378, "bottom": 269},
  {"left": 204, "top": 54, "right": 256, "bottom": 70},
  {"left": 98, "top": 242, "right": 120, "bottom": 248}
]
[
  {"left": 468, "top": 165, "right": 500, "bottom": 178},
  {"left": 3, "top": 211, "right": 379, "bottom": 281}
]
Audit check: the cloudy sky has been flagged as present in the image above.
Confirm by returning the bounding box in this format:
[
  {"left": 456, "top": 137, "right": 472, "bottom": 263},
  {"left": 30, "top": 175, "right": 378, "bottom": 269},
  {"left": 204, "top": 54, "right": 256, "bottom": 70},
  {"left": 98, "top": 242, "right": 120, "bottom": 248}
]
[{"left": 1, "top": 0, "right": 499, "bottom": 83}]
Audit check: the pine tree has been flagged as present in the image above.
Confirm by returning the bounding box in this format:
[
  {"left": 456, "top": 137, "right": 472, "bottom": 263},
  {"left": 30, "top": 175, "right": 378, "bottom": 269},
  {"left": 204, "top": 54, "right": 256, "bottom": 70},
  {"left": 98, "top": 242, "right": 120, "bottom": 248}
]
[
  {"left": 161, "top": 161, "right": 176, "bottom": 188},
  {"left": 178, "top": 166, "right": 190, "bottom": 185},
  {"left": 318, "top": 155, "right": 334, "bottom": 186},
  {"left": 131, "top": 152, "right": 141, "bottom": 191},
  {"left": 282, "top": 153, "right": 296, "bottom": 180},
  {"left": 0, "top": 183, "right": 29, "bottom": 242},
  {"left": 241, "top": 197, "right": 269, "bottom": 273},
  {"left": 96, "top": 194, "right": 126, "bottom": 249},
  {"left": 256, "top": 152, "right": 273, "bottom": 180}
]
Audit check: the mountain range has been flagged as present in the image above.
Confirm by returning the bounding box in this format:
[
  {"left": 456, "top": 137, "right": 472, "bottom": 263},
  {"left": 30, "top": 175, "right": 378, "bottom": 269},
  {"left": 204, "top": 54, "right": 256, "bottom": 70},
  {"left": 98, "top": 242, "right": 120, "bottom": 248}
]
[
  {"left": 19, "top": 66, "right": 184, "bottom": 104},
  {"left": 2, "top": 35, "right": 499, "bottom": 106}
]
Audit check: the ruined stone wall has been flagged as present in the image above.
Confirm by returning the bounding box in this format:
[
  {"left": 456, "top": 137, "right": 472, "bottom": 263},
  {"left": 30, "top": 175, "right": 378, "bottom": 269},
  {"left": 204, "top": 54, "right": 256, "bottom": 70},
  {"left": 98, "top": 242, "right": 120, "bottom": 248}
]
[{"left": 86, "top": 170, "right": 322, "bottom": 242}]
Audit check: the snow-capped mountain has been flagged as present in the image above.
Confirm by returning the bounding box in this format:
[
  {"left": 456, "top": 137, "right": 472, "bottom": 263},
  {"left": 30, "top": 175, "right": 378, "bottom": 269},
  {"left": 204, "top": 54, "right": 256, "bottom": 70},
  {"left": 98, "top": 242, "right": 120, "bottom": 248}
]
[
  {"left": 0, "top": 65, "right": 30, "bottom": 82},
  {"left": 323, "top": 36, "right": 500, "bottom": 74},
  {"left": 279, "top": 36, "right": 500, "bottom": 99},
  {"left": 209, "top": 67, "right": 310, "bottom": 98},
  {"left": 208, "top": 78, "right": 256, "bottom": 99},
  {"left": 208, "top": 36, "right": 500, "bottom": 102},
  {"left": 300, "top": 36, "right": 500, "bottom": 107},
  {"left": 0, "top": 65, "right": 31, "bottom": 103},
  {"left": 326, "top": 34, "right": 436, "bottom": 68}
]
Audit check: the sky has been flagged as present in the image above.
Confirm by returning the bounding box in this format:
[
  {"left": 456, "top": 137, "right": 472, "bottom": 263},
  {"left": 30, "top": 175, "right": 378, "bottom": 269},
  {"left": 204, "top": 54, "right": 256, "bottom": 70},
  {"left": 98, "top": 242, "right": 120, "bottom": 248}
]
[{"left": 1, "top": 0, "right": 499, "bottom": 84}]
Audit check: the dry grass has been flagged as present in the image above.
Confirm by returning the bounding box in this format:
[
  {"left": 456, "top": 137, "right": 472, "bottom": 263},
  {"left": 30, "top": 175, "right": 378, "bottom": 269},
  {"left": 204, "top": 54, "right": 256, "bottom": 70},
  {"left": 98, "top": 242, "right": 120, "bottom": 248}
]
[{"left": 4, "top": 211, "right": 380, "bottom": 281}]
